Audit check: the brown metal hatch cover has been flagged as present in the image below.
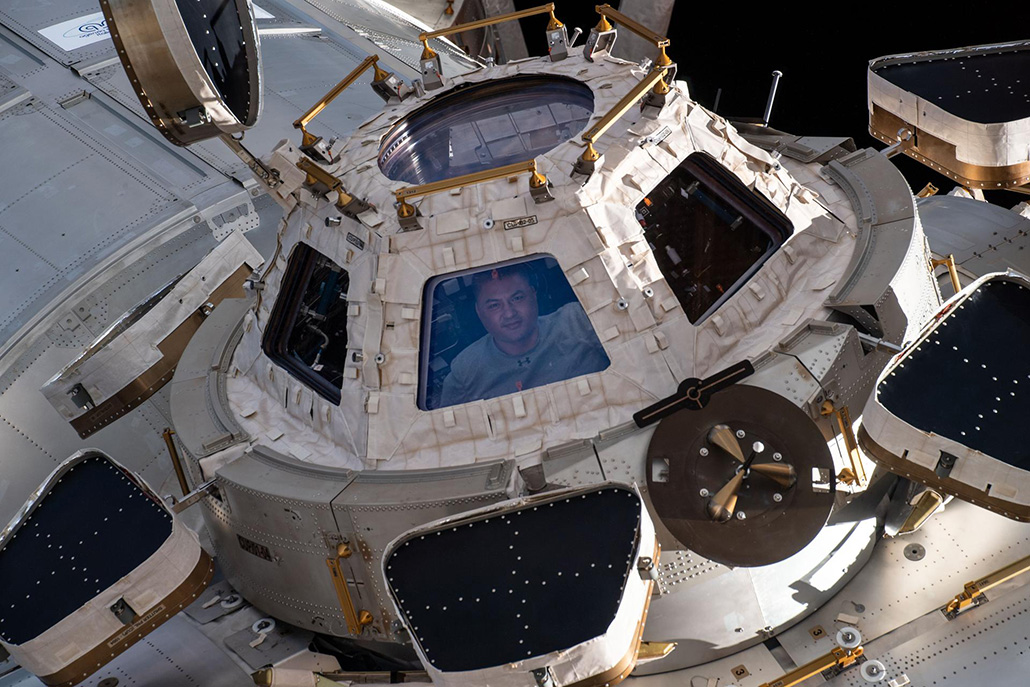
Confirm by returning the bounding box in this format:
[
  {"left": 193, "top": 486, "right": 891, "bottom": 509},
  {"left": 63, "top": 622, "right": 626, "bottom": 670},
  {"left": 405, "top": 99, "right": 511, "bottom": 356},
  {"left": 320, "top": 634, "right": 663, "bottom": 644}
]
[{"left": 646, "top": 385, "right": 835, "bottom": 567}]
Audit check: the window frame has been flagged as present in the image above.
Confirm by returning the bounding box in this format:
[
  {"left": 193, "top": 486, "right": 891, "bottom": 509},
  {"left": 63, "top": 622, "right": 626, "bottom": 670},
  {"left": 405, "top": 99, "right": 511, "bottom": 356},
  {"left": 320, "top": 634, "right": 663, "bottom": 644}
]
[
  {"left": 261, "top": 243, "right": 349, "bottom": 405},
  {"left": 637, "top": 151, "right": 793, "bottom": 324},
  {"left": 416, "top": 253, "right": 609, "bottom": 411}
]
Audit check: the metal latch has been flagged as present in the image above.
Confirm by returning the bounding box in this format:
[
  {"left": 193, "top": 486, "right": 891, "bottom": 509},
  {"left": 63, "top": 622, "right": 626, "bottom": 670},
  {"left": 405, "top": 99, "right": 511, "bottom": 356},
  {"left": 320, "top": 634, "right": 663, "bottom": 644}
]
[
  {"left": 637, "top": 555, "right": 658, "bottom": 582},
  {"left": 531, "top": 667, "right": 556, "bottom": 687},
  {"left": 110, "top": 597, "right": 139, "bottom": 625},
  {"left": 935, "top": 451, "right": 958, "bottom": 479}
]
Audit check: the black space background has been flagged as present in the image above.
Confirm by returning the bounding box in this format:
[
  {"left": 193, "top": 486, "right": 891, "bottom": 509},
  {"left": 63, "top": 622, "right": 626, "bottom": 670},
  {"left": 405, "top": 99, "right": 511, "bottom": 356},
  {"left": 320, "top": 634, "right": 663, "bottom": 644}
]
[{"left": 511, "top": 2, "right": 1029, "bottom": 201}]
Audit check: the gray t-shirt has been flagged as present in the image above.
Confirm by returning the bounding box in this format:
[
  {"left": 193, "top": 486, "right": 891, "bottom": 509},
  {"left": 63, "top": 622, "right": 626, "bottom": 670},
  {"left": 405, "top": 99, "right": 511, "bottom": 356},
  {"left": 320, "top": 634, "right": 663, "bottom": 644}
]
[{"left": 440, "top": 303, "right": 610, "bottom": 407}]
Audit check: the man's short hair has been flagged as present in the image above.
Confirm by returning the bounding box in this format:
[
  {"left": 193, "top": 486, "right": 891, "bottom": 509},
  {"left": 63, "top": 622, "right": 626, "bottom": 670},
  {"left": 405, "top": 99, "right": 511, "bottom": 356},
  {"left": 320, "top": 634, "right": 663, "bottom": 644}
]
[{"left": 471, "top": 262, "right": 536, "bottom": 301}]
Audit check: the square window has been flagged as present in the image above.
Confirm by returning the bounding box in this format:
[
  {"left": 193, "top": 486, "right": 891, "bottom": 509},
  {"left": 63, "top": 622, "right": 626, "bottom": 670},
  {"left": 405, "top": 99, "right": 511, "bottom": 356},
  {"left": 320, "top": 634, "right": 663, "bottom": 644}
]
[
  {"left": 262, "top": 244, "right": 350, "bottom": 404},
  {"left": 419, "top": 255, "right": 610, "bottom": 410},
  {"left": 636, "top": 152, "right": 792, "bottom": 323}
]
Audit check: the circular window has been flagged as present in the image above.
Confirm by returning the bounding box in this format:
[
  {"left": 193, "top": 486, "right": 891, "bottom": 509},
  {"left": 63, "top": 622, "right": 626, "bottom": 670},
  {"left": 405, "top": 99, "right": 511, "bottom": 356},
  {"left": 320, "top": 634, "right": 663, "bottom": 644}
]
[{"left": 379, "top": 75, "right": 594, "bottom": 186}]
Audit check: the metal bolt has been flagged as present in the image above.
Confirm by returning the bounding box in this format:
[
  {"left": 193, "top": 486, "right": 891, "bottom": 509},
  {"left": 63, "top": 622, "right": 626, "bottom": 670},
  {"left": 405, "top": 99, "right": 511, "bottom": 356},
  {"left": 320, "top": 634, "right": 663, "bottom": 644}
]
[
  {"left": 699, "top": 488, "right": 710, "bottom": 497},
  {"left": 772, "top": 452, "right": 783, "bottom": 462},
  {"left": 773, "top": 493, "right": 783, "bottom": 503},
  {"left": 616, "top": 298, "right": 629, "bottom": 310},
  {"left": 374, "top": 353, "right": 386, "bottom": 364},
  {"left": 736, "top": 511, "right": 746, "bottom": 520},
  {"left": 752, "top": 441, "right": 765, "bottom": 453},
  {"left": 699, "top": 447, "right": 709, "bottom": 457},
  {"left": 643, "top": 287, "right": 654, "bottom": 298},
  {"left": 735, "top": 430, "right": 746, "bottom": 439}
]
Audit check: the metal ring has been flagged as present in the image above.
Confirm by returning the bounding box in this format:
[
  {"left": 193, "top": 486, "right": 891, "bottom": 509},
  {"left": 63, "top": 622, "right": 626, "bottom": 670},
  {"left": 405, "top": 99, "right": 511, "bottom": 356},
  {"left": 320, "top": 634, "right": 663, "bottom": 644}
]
[
  {"left": 836, "top": 626, "right": 862, "bottom": 649},
  {"left": 861, "top": 659, "right": 886, "bottom": 682},
  {"left": 251, "top": 617, "right": 277, "bottom": 634}
]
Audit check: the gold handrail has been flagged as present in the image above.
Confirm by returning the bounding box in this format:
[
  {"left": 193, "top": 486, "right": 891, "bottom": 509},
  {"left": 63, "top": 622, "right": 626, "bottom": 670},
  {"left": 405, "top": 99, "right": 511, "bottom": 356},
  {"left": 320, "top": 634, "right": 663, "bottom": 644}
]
[
  {"left": 946, "top": 553, "right": 1030, "bottom": 617},
  {"left": 394, "top": 159, "right": 548, "bottom": 219},
  {"left": 326, "top": 542, "right": 374, "bottom": 634},
  {"left": 419, "top": 3, "right": 562, "bottom": 61},
  {"left": 931, "top": 254, "right": 962, "bottom": 295},
  {"left": 578, "top": 67, "right": 669, "bottom": 164},
  {"left": 296, "top": 158, "right": 358, "bottom": 210},
  {"left": 593, "top": 4, "right": 673, "bottom": 94},
  {"left": 294, "top": 55, "right": 389, "bottom": 149},
  {"left": 759, "top": 645, "right": 864, "bottom": 687},
  {"left": 593, "top": 4, "right": 668, "bottom": 49},
  {"left": 162, "top": 427, "right": 190, "bottom": 496}
]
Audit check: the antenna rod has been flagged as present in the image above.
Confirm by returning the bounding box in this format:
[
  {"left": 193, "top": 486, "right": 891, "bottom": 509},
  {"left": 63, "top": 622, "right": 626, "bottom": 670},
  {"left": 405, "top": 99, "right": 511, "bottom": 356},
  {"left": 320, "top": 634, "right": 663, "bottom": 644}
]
[{"left": 762, "top": 70, "right": 783, "bottom": 126}]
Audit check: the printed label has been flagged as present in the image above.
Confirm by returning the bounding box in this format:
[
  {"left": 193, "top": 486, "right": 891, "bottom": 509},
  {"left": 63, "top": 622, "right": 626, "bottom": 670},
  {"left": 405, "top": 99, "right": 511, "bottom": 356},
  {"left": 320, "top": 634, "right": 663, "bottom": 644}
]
[
  {"left": 502, "top": 215, "right": 538, "bottom": 231},
  {"left": 39, "top": 13, "right": 111, "bottom": 51},
  {"left": 107, "top": 605, "right": 165, "bottom": 647},
  {"left": 346, "top": 232, "right": 366, "bottom": 251}
]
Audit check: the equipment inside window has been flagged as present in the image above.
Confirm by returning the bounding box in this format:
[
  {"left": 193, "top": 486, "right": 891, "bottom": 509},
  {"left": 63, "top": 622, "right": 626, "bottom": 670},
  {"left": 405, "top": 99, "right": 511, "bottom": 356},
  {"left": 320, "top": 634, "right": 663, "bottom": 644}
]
[
  {"left": 636, "top": 152, "right": 792, "bottom": 323},
  {"left": 262, "top": 244, "right": 350, "bottom": 404}
]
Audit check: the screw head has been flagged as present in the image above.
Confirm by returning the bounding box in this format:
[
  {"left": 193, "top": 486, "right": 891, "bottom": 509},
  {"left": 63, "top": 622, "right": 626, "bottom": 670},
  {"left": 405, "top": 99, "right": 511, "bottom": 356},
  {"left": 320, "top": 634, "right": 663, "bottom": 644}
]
[
  {"left": 772, "top": 452, "right": 783, "bottom": 462},
  {"left": 735, "top": 429, "right": 746, "bottom": 439},
  {"left": 699, "top": 447, "right": 709, "bottom": 456},
  {"left": 736, "top": 511, "right": 746, "bottom": 520},
  {"left": 773, "top": 493, "right": 783, "bottom": 502},
  {"left": 699, "top": 488, "right": 710, "bottom": 497}
]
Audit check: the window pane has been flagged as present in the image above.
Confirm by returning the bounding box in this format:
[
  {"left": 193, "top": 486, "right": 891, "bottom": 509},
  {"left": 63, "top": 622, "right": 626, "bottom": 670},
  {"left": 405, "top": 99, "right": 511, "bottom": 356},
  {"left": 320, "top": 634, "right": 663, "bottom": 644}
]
[
  {"left": 262, "top": 244, "right": 350, "bottom": 404},
  {"left": 379, "top": 76, "right": 594, "bottom": 186},
  {"left": 635, "top": 152, "right": 792, "bottom": 323},
  {"left": 419, "top": 256, "right": 610, "bottom": 410}
]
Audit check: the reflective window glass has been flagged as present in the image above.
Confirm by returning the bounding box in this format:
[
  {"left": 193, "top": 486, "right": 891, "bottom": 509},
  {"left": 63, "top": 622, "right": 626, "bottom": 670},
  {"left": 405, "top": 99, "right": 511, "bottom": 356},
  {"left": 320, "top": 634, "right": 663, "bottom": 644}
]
[
  {"left": 262, "top": 244, "right": 350, "bottom": 404},
  {"left": 419, "top": 255, "right": 610, "bottom": 410},
  {"left": 379, "top": 75, "right": 594, "bottom": 185},
  {"left": 635, "top": 152, "right": 791, "bottom": 323}
]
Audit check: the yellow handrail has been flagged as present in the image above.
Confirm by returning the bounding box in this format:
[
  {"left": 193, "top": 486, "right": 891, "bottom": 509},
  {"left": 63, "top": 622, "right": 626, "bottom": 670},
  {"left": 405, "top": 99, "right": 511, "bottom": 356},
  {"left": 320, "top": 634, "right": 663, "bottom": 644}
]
[
  {"left": 294, "top": 55, "right": 390, "bottom": 148},
  {"left": 578, "top": 67, "right": 669, "bottom": 164},
  {"left": 419, "top": 3, "right": 562, "bottom": 61},
  {"left": 394, "top": 159, "right": 548, "bottom": 219},
  {"left": 593, "top": 4, "right": 673, "bottom": 94}
]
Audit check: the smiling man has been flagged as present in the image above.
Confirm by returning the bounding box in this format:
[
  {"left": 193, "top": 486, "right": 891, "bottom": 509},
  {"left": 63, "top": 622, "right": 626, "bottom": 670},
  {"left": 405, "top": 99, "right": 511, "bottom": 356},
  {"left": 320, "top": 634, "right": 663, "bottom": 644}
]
[{"left": 439, "top": 264, "right": 610, "bottom": 407}]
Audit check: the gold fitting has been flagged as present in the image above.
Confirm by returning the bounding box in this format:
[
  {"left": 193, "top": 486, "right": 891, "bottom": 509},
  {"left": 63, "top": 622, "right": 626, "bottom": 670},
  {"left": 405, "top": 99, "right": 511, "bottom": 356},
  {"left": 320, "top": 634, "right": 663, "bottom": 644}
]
[
  {"left": 653, "top": 77, "right": 671, "bottom": 96},
  {"left": 336, "top": 542, "right": 352, "bottom": 558},
  {"left": 420, "top": 39, "right": 438, "bottom": 61},
  {"left": 917, "top": 182, "right": 940, "bottom": 198},
  {"left": 819, "top": 400, "right": 834, "bottom": 416},
  {"left": 300, "top": 127, "right": 319, "bottom": 148},
  {"left": 837, "top": 468, "right": 858, "bottom": 486},
  {"left": 397, "top": 198, "right": 416, "bottom": 218},
  {"left": 594, "top": 13, "right": 613, "bottom": 32},
  {"left": 530, "top": 169, "right": 548, "bottom": 188},
  {"left": 372, "top": 61, "right": 390, "bottom": 84},
  {"left": 445, "top": 0, "right": 454, "bottom": 15},
  {"left": 252, "top": 668, "right": 273, "bottom": 686},
  {"left": 546, "top": 10, "right": 564, "bottom": 30},
  {"left": 581, "top": 141, "right": 601, "bottom": 162},
  {"left": 656, "top": 45, "right": 673, "bottom": 68},
  {"left": 358, "top": 610, "right": 374, "bottom": 626}
]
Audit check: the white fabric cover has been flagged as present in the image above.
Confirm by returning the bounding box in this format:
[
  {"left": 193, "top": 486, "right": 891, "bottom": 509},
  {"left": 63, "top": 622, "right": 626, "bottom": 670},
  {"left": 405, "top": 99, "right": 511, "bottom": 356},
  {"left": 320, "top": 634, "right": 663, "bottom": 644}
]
[
  {"left": 41, "top": 230, "right": 264, "bottom": 420},
  {"left": 227, "top": 53, "right": 868, "bottom": 475}
]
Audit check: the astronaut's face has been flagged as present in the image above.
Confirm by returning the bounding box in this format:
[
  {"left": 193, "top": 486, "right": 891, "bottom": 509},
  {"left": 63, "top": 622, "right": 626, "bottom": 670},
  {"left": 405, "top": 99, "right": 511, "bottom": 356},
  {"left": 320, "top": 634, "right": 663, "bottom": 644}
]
[{"left": 475, "top": 273, "right": 540, "bottom": 354}]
